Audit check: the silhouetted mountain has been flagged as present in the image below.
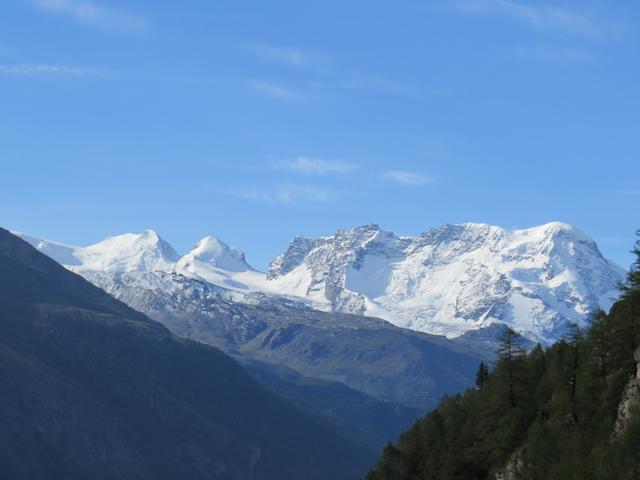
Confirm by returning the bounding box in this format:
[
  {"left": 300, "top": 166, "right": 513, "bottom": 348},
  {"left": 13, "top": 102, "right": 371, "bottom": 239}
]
[{"left": 0, "top": 228, "right": 374, "bottom": 480}]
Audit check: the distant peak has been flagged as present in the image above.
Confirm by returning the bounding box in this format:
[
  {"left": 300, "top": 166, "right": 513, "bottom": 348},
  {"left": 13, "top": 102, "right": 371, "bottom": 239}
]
[
  {"left": 517, "top": 222, "right": 591, "bottom": 242},
  {"left": 194, "top": 235, "right": 227, "bottom": 250},
  {"left": 81, "top": 230, "right": 180, "bottom": 272},
  {"left": 335, "top": 224, "right": 387, "bottom": 240},
  {"left": 541, "top": 221, "right": 574, "bottom": 233},
  {"left": 355, "top": 223, "right": 381, "bottom": 231},
  {"left": 180, "top": 235, "right": 252, "bottom": 273},
  {"left": 140, "top": 229, "right": 161, "bottom": 239}
]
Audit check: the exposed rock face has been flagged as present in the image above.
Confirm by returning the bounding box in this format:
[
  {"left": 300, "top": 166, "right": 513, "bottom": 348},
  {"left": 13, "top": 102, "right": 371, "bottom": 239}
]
[
  {"left": 267, "top": 222, "right": 625, "bottom": 343},
  {"left": 494, "top": 448, "right": 525, "bottom": 480},
  {"left": 613, "top": 347, "right": 640, "bottom": 437}
]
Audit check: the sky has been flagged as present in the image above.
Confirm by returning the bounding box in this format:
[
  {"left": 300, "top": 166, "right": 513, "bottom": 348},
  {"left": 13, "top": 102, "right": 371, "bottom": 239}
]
[{"left": 0, "top": 0, "right": 638, "bottom": 270}]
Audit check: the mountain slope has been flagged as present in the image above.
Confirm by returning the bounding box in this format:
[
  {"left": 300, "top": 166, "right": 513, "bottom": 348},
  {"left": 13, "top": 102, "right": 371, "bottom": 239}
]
[
  {"left": 15, "top": 231, "right": 488, "bottom": 450},
  {"left": 0, "top": 228, "right": 374, "bottom": 480},
  {"left": 268, "top": 222, "right": 625, "bottom": 343},
  {"left": 68, "top": 269, "right": 484, "bottom": 408}
]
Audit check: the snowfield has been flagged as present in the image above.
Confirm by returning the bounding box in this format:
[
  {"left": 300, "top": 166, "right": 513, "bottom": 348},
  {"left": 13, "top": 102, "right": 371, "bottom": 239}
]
[{"left": 16, "top": 221, "right": 625, "bottom": 344}]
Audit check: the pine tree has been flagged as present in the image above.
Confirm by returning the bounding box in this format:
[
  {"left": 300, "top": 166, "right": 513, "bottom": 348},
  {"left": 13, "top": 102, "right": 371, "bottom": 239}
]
[
  {"left": 589, "top": 310, "right": 610, "bottom": 378},
  {"left": 475, "top": 361, "right": 489, "bottom": 387},
  {"left": 564, "top": 323, "right": 582, "bottom": 423},
  {"left": 497, "top": 327, "right": 525, "bottom": 408},
  {"left": 620, "top": 230, "right": 640, "bottom": 352},
  {"left": 623, "top": 230, "right": 640, "bottom": 295}
]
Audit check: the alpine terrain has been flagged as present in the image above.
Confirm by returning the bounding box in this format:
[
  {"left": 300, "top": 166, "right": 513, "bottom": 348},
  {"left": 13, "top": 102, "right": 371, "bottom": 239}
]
[
  {"left": 267, "top": 222, "right": 624, "bottom": 344},
  {"left": 16, "top": 228, "right": 489, "bottom": 450},
  {"left": 15, "top": 221, "right": 623, "bottom": 449},
  {"left": 19, "top": 221, "right": 624, "bottom": 344}
]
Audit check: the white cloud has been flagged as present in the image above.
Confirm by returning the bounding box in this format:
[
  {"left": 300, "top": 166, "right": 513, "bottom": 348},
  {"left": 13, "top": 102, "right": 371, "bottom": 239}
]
[
  {"left": 249, "top": 81, "right": 302, "bottom": 100},
  {"left": 274, "top": 157, "right": 358, "bottom": 175},
  {"left": 0, "top": 64, "right": 104, "bottom": 77},
  {"left": 511, "top": 46, "right": 595, "bottom": 63},
  {"left": 248, "top": 44, "right": 308, "bottom": 67},
  {"left": 441, "top": 0, "right": 623, "bottom": 40},
  {"left": 382, "top": 170, "right": 434, "bottom": 185},
  {"left": 232, "top": 186, "right": 330, "bottom": 204},
  {"left": 28, "top": 0, "right": 150, "bottom": 32}
]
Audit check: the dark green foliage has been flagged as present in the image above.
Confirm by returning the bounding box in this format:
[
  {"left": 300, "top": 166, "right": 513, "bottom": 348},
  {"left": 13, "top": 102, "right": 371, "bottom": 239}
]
[
  {"left": 475, "top": 362, "right": 489, "bottom": 387},
  {"left": 368, "top": 233, "right": 640, "bottom": 480},
  {"left": 496, "top": 328, "right": 527, "bottom": 408},
  {"left": 0, "top": 228, "right": 374, "bottom": 480}
]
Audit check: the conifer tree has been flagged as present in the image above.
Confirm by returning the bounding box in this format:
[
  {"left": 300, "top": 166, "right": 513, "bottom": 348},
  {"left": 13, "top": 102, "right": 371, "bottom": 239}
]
[
  {"left": 497, "top": 327, "right": 525, "bottom": 407},
  {"left": 475, "top": 361, "right": 489, "bottom": 387},
  {"left": 589, "top": 310, "right": 610, "bottom": 379},
  {"left": 565, "top": 323, "right": 582, "bottom": 423},
  {"left": 623, "top": 230, "right": 640, "bottom": 295}
]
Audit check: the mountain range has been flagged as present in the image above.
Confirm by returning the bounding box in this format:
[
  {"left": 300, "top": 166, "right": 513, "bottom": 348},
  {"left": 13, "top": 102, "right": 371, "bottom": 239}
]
[
  {"left": 14, "top": 221, "right": 624, "bottom": 451},
  {"left": 18, "top": 221, "right": 624, "bottom": 344}
]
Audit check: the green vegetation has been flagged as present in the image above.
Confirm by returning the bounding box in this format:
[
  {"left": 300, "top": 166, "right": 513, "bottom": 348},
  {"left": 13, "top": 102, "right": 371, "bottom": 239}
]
[{"left": 367, "top": 232, "right": 640, "bottom": 480}]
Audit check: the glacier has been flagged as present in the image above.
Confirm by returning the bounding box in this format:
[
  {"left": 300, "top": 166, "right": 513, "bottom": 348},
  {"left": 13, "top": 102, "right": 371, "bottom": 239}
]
[{"left": 15, "top": 221, "right": 625, "bottom": 344}]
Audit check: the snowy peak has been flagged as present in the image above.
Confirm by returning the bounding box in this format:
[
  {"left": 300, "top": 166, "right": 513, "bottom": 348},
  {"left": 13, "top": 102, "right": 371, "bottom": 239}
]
[
  {"left": 268, "top": 236, "right": 321, "bottom": 279},
  {"left": 177, "top": 236, "right": 253, "bottom": 274},
  {"left": 78, "top": 230, "right": 180, "bottom": 273},
  {"left": 267, "top": 223, "right": 400, "bottom": 280},
  {"left": 15, "top": 230, "right": 180, "bottom": 273},
  {"left": 15, "top": 222, "right": 626, "bottom": 344},
  {"left": 266, "top": 221, "right": 626, "bottom": 343},
  {"left": 16, "top": 229, "right": 265, "bottom": 293}
]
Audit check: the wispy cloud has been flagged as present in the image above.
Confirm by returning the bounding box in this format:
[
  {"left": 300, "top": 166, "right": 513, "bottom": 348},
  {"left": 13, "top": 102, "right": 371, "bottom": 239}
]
[
  {"left": 273, "top": 156, "right": 358, "bottom": 175},
  {"left": 231, "top": 185, "right": 330, "bottom": 204},
  {"left": 248, "top": 44, "right": 309, "bottom": 68},
  {"left": 28, "top": 0, "right": 150, "bottom": 32},
  {"left": 511, "top": 46, "right": 595, "bottom": 63},
  {"left": 441, "top": 0, "right": 623, "bottom": 40},
  {"left": 0, "top": 64, "right": 106, "bottom": 77},
  {"left": 249, "top": 81, "right": 303, "bottom": 100},
  {"left": 311, "top": 75, "right": 449, "bottom": 96},
  {"left": 382, "top": 170, "right": 434, "bottom": 185}
]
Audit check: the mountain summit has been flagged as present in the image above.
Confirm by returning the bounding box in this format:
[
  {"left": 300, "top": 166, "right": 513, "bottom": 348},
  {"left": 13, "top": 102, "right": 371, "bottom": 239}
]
[
  {"left": 16, "top": 222, "right": 624, "bottom": 343},
  {"left": 266, "top": 222, "right": 625, "bottom": 343}
]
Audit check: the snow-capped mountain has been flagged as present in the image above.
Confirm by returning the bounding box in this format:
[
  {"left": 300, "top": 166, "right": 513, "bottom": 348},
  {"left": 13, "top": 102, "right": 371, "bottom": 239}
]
[
  {"left": 17, "top": 229, "right": 180, "bottom": 272},
  {"left": 267, "top": 222, "right": 625, "bottom": 343},
  {"left": 15, "top": 221, "right": 625, "bottom": 343},
  {"left": 15, "top": 230, "right": 265, "bottom": 295},
  {"left": 175, "top": 236, "right": 269, "bottom": 292}
]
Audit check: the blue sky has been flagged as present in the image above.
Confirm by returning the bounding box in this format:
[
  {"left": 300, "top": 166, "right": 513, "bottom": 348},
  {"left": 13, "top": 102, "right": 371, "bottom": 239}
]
[{"left": 1, "top": 0, "right": 638, "bottom": 270}]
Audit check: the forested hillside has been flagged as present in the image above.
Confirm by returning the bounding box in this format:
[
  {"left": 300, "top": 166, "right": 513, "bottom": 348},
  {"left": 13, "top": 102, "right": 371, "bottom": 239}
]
[{"left": 367, "top": 233, "right": 640, "bottom": 479}]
